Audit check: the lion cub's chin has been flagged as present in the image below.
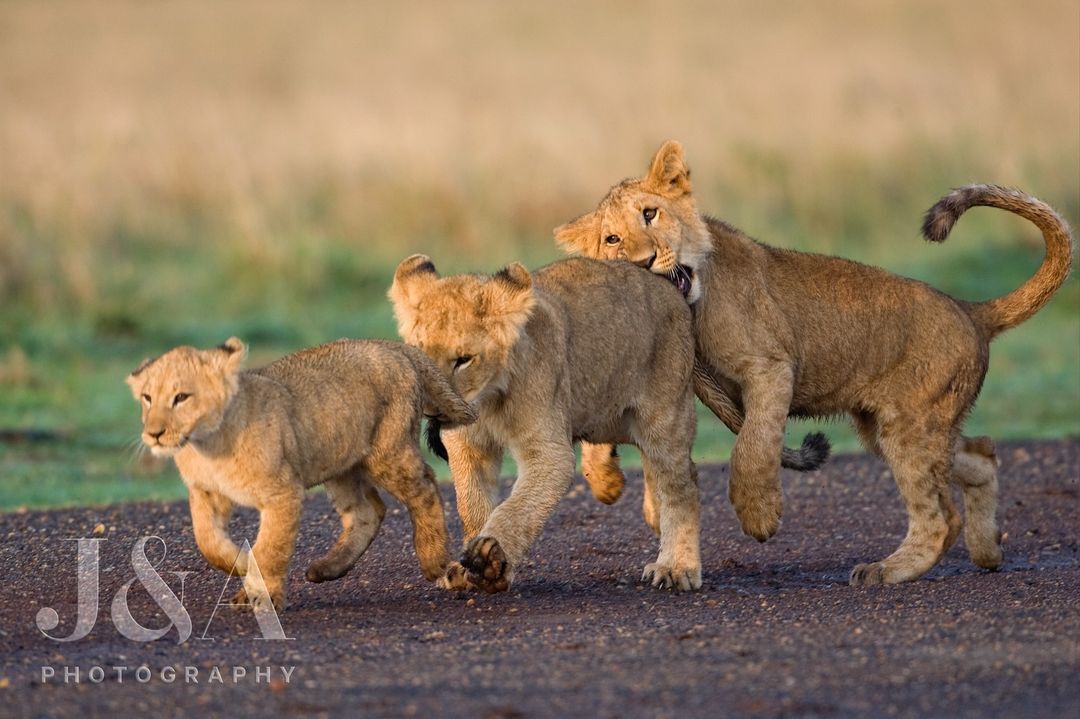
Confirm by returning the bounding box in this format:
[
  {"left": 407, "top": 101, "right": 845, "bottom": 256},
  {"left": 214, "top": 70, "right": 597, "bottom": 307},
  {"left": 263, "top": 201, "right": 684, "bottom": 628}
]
[{"left": 148, "top": 443, "right": 183, "bottom": 458}]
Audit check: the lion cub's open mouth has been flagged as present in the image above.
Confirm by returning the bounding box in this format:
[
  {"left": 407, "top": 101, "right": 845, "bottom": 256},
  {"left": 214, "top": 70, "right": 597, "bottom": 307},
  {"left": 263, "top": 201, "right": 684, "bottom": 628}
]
[{"left": 666, "top": 264, "right": 694, "bottom": 299}]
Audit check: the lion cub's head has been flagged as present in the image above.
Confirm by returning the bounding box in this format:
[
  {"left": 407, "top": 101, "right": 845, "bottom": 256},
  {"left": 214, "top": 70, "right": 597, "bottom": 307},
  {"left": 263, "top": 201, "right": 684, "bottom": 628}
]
[
  {"left": 389, "top": 255, "right": 535, "bottom": 404},
  {"left": 125, "top": 337, "right": 247, "bottom": 457},
  {"left": 554, "top": 140, "right": 712, "bottom": 303}
]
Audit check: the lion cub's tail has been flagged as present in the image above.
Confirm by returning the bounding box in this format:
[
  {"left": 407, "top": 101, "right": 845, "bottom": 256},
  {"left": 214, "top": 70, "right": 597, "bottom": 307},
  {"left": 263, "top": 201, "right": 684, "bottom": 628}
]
[
  {"left": 921, "top": 184, "right": 1073, "bottom": 339},
  {"left": 398, "top": 345, "right": 476, "bottom": 462},
  {"left": 400, "top": 344, "right": 478, "bottom": 428}
]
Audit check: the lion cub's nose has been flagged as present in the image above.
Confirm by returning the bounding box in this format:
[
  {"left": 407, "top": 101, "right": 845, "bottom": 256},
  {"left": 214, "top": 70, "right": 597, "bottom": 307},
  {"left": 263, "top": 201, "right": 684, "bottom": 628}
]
[
  {"left": 641, "top": 253, "right": 658, "bottom": 269},
  {"left": 148, "top": 428, "right": 166, "bottom": 441}
]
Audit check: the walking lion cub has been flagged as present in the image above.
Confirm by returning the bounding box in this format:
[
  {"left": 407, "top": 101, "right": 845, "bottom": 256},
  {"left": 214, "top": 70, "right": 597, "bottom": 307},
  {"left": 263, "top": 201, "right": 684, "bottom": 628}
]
[
  {"left": 390, "top": 255, "right": 702, "bottom": 592},
  {"left": 556, "top": 140, "right": 1072, "bottom": 586},
  {"left": 126, "top": 337, "right": 476, "bottom": 611}
]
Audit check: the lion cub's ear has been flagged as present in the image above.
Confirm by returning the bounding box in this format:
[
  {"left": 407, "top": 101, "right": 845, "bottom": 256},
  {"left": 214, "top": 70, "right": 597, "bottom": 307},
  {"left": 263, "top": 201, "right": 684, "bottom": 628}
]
[
  {"left": 215, "top": 337, "right": 248, "bottom": 375},
  {"left": 124, "top": 365, "right": 146, "bottom": 397},
  {"left": 389, "top": 254, "right": 439, "bottom": 338},
  {"left": 554, "top": 211, "right": 600, "bottom": 255},
  {"left": 483, "top": 263, "right": 536, "bottom": 347},
  {"left": 124, "top": 354, "right": 159, "bottom": 397},
  {"left": 645, "top": 140, "right": 692, "bottom": 197}
]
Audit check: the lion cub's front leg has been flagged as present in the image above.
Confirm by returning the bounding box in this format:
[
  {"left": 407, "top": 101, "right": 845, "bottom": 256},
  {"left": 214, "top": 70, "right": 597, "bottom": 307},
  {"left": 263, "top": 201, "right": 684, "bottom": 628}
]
[
  {"left": 189, "top": 488, "right": 248, "bottom": 576},
  {"left": 232, "top": 489, "right": 302, "bottom": 613},
  {"left": 580, "top": 441, "right": 625, "bottom": 504},
  {"left": 458, "top": 444, "right": 575, "bottom": 593},
  {"left": 728, "top": 365, "right": 794, "bottom": 542}
]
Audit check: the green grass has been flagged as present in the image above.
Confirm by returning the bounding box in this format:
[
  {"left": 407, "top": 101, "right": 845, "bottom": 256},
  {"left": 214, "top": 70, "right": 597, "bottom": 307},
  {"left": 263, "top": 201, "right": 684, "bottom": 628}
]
[{"left": 1, "top": 186, "right": 1076, "bottom": 511}]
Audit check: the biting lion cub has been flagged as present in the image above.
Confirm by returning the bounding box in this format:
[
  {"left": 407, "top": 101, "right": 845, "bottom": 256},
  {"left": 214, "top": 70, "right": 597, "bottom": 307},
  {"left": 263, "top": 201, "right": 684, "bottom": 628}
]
[
  {"left": 126, "top": 337, "right": 476, "bottom": 610},
  {"left": 390, "top": 255, "right": 702, "bottom": 592},
  {"left": 556, "top": 140, "right": 1072, "bottom": 586}
]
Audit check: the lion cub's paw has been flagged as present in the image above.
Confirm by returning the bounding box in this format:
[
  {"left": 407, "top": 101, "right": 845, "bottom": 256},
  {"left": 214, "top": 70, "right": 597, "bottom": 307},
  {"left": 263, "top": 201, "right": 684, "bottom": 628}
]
[
  {"left": 230, "top": 586, "right": 286, "bottom": 613},
  {"left": 641, "top": 563, "right": 702, "bottom": 591},
  {"left": 436, "top": 561, "right": 473, "bottom": 591},
  {"left": 304, "top": 558, "right": 349, "bottom": 584},
  {"left": 583, "top": 466, "right": 625, "bottom": 505},
  {"left": 581, "top": 445, "right": 626, "bottom": 505},
  {"left": 849, "top": 561, "right": 905, "bottom": 587},
  {"left": 969, "top": 532, "right": 1004, "bottom": 570},
  {"left": 732, "top": 494, "right": 782, "bottom": 543},
  {"left": 461, "top": 536, "right": 512, "bottom": 594}
]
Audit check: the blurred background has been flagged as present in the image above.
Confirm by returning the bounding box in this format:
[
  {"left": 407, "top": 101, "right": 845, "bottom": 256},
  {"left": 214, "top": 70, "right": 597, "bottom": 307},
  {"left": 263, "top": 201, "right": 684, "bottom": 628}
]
[{"left": 1, "top": 0, "right": 1077, "bottom": 509}]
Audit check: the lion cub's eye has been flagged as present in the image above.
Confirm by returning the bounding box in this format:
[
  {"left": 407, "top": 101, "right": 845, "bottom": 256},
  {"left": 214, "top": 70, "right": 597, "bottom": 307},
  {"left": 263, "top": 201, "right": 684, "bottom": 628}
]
[
  {"left": 453, "top": 355, "right": 474, "bottom": 371},
  {"left": 642, "top": 207, "right": 657, "bottom": 224},
  {"left": 141, "top": 394, "right": 152, "bottom": 405},
  {"left": 172, "top": 392, "right": 191, "bottom": 407},
  {"left": 604, "top": 234, "right": 621, "bottom": 245}
]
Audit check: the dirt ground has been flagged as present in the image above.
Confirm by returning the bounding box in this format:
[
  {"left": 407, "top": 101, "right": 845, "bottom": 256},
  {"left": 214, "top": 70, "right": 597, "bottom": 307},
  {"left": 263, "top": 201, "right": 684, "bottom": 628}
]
[{"left": 0, "top": 438, "right": 1076, "bottom": 718}]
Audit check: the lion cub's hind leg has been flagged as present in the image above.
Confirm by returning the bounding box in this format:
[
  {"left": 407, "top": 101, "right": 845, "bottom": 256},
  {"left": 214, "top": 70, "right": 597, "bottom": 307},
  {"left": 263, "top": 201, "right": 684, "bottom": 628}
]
[
  {"left": 637, "top": 452, "right": 701, "bottom": 591},
  {"left": 854, "top": 411, "right": 960, "bottom": 565},
  {"left": 952, "top": 436, "right": 1003, "bottom": 570},
  {"left": 368, "top": 451, "right": 451, "bottom": 583},
  {"left": 632, "top": 396, "right": 702, "bottom": 591},
  {"left": 850, "top": 416, "right": 957, "bottom": 586},
  {"left": 581, "top": 441, "right": 626, "bottom": 504},
  {"left": 305, "top": 470, "right": 387, "bottom": 583},
  {"left": 642, "top": 469, "right": 661, "bottom": 537}
]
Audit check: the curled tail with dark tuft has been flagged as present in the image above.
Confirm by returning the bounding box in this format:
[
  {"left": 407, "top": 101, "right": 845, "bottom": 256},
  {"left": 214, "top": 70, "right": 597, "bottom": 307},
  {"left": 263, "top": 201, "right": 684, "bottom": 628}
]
[
  {"left": 399, "top": 344, "right": 477, "bottom": 427},
  {"left": 922, "top": 184, "right": 1073, "bottom": 339},
  {"left": 694, "top": 357, "right": 831, "bottom": 472},
  {"left": 398, "top": 344, "right": 476, "bottom": 463}
]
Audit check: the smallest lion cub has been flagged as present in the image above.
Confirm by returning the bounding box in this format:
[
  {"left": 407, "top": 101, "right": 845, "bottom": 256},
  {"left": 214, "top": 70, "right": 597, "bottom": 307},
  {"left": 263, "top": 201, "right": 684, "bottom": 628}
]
[{"left": 126, "top": 337, "right": 476, "bottom": 612}]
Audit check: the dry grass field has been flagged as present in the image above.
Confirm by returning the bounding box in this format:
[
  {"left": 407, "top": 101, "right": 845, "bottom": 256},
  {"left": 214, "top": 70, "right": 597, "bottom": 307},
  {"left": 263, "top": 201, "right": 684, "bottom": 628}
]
[{"left": 0, "top": 0, "right": 1077, "bottom": 507}]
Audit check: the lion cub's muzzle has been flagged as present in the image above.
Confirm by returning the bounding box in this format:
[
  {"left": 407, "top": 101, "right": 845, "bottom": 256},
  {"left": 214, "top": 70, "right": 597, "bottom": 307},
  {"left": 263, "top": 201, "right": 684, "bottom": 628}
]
[
  {"left": 636, "top": 252, "right": 694, "bottom": 299},
  {"left": 141, "top": 429, "right": 187, "bottom": 456},
  {"left": 667, "top": 264, "right": 694, "bottom": 299}
]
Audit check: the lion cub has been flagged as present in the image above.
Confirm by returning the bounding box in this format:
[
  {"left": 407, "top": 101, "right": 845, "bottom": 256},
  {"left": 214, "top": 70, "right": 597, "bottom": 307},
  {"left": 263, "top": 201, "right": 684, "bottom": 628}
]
[
  {"left": 390, "top": 255, "right": 702, "bottom": 592},
  {"left": 126, "top": 337, "right": 476, "bottom": 611},
  {"left": 556, "top": 140, "right": 1073, "bottom": 586}
]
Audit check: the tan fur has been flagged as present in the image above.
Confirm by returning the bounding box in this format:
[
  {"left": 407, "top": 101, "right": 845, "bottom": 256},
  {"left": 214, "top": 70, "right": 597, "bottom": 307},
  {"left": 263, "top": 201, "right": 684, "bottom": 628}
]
[
  {"left": 390, "top": 255, "right": 702, "bottom": 592},
  {"left": 556, "top": 140, "right": 1073, "bottom": 585},
  {"left": 126, "top": 337, "right": 476, "bottom": 611}
]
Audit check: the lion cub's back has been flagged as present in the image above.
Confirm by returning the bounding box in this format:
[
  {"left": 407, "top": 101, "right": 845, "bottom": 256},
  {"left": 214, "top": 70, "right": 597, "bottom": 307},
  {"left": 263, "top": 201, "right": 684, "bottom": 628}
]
[
  {"left": 254, "top": 339, "right": 423, "bottom": 444},
  {"left": 533, "top": 258, "right": 694, "bottom": 388},
  {"left": 535, "top": 257, "right": 691, "bottom": 332},
  {"left": 258, "top": 339, "right": 414, "bottom": 391}
]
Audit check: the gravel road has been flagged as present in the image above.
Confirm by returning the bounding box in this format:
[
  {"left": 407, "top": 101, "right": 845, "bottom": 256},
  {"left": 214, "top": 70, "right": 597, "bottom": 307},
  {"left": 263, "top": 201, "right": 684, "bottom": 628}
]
[{"left": 1, "top": 438, "right": 1076, "bottom": 718}]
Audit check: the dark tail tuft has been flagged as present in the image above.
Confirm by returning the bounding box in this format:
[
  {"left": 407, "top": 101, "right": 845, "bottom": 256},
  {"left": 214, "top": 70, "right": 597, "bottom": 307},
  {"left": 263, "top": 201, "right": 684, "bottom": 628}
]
[
  {"left": 780, "top": 432, "right": 830, "bottom": 472},
  {"left": 426, "top": 418, "right": 449, "bottom": 462},
  {"left": 920, "top": 186, "right": 976, "bottom": 243}
]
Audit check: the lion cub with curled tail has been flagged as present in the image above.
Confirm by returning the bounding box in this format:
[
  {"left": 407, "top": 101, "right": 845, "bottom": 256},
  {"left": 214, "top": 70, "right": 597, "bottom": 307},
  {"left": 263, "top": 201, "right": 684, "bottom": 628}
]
[
  {"left": 390, "top": 255, "right": 703, "bottom": 593},
  {"left": 126, "top": 337, "right": 476, "bottom": 611},
  {"left": 556, "top": 140, "right": 1073, "bottom": 586}
]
